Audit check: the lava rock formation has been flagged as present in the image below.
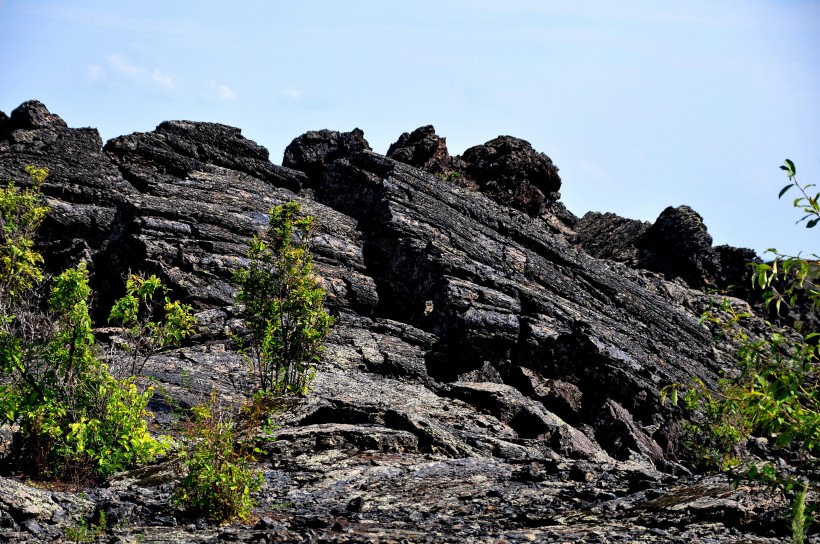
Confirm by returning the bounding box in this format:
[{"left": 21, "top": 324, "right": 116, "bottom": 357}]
[{"left": 0, "top": 101, "right": 791, "bottom": 543}]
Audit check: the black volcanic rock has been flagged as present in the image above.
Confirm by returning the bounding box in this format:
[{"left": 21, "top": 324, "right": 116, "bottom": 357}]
[
  {"left": 574, "top": 211, "right": 651, "bottom": 267},
  {"left": 715, "top": 244, "right": 758, "bottom": 299},
  {"left": 282, "top": 128, "right": 371, "bottom": 186},
  {"left": 0, "top": 101, "right": 792, "bottom": 543},
  {"left": 0, "top": 101, "right": 135, "bottom": 284},
  {"left": 638, "top": 205, "right": 720, "bottom": 288},
  {"left": 387, "top": 129, "right": 577, "bottom": 234},
  {"left": 387, "top": 125, "right": 450, "bottom": 174},
  {"left": 313, "top": 151, "right": 723, "bottom": 454},
  {"left": 0, "top": 111, "right": 10, "bottom": 136},
  {"left": 576, "top": 206, "right": 756, "bottom": 296},
  {"left": 9, "top": 99, "right": 68, "bottom": 131},
  {"left": 456, "top": 135, "right": 562, "bottom": 217}
]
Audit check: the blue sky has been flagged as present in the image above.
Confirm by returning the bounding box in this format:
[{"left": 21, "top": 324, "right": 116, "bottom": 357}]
[{"left": 1, "top": 0, "right": 818, "bottom": 256}]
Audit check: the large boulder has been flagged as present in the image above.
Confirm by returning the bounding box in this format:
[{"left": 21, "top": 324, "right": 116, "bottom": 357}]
[
  {"left": 282, "top": 128, "right": 371, "bottom": 187},
  {"left": 455, "top": 135, "right": 562, "bottom": 217},
  {"left": 6, "top": 99, "right": 68, "bottom": 131},
  {"left": 386, "top": 125, "right": 451, "bottom": 175}
]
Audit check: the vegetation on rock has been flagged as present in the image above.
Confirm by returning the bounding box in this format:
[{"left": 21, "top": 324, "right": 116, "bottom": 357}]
[
  {"left": 173, "top": 202, "right": 333, "bottom": 522},
  {"left": 171, "top": 391, "right": 269, "bottom": 522},
  {"left": 234, "top": 201, "right": 334, "bottom": 395},
  {"left": 0, "top": 165, "right": 48, "bottom": 299},
  {"left": 664, "top": 159, "right": 820, "bottom": 543},
  {"left": 108, "top": 272, "right": 197, "bottom": 376},
  {"left": 0, "top": 168, "right": 191, "bottom": 482}
]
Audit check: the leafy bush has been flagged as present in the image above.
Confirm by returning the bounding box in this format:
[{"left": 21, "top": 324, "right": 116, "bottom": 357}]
[
  {"left": 0, "top": 165, "right": 48, "bottom": 300},
  {"left": 0, "top": 168, "right": 174, "bottom": 482},
  {"left": 65, "top": 510, "right": 107, "bottom": 543},
  {"left": 171, "top": 391, "right": 269, "bottom": 522},
  {"left": 664, "top": 159, "right": 820, "bottom": 543},
  {"left": 108, "top": 272, "right": 197, "bottom": 375},
  {"left": 0, "top": 263, "right": 169, "bottom": 480},
  {"left": 234, "top": 201, "right": 334, "bottom": 395},
  {"left": 435, "top": 170, "right": 463, "bottom": 183}
]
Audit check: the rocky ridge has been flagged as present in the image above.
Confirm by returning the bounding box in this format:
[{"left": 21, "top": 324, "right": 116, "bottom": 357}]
[{"left": 0, "top": 101, "right": 794, "bottom": 542}]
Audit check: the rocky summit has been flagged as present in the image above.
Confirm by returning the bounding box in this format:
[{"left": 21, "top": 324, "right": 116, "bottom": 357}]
[{"left": 0, "top": 101, "right": 793, "bottom": 542}]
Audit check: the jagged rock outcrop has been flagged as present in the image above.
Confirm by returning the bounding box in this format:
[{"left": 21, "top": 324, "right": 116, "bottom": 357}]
[
  {"left": 387, "top": 127, "right": 577, "bottom": 235},
  {"left": 574, "top": 212, "right": 651, "bottom": 267},
  {"left": 639, "top": 205, "right": 720, "bottom": 289},
  {"left": 576, "top": 206, "right": 756, "bottom": 295},
  {"left": 386, "top": 125, "right": 450, "bottom": 175},
  {"left": 0, "top": 100, "right": 136, "bottom": 280},
  {"left": 0, "top": 101, "right": 793, "bottom": 543},
  {"left": 456, "top": 135, "right": 562, "bottom": 217},
  {"left": 282, "top": 128, "right": 371, "bottom": 187}
]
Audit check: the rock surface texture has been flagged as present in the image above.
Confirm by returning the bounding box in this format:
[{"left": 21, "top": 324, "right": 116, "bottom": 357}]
[{"left": 0, "top": 101, "right": 792, "bottom": 542}]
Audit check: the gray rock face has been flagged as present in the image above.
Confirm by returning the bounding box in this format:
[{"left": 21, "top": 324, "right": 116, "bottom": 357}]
[{"left": 0, "top": 101, "right": 789, "bottom": 543}]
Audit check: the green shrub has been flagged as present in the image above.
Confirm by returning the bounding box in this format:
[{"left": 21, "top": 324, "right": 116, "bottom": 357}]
[
  {"left": 435, "top": 170, "right": 463, "bottom": 183},
  {"left": 0, "top": 264, "right": 169, "bottom": 480},
  {"left": 234, "top": 201, "right": 334, "bottom": 395},
  {"left": 664, "top": 159, "right": 820, "bottom": 543},
  {"left": 64, "top": 510, "right": 107, "bottom": 543},
  {"left": 0, "top": 168, "right": 171, "bottom": 482},
  {"left": 0, "top": 165, "right": 48, "bottom": 300},
  {"left": 108, "top": 272, "right": 197, "bottom": 375},
  {"left": 171, "top": 392, "right": 267, "bottom": 522}
]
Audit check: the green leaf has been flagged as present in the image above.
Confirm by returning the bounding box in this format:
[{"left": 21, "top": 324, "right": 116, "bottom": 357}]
[
  {"left": 779, "top": 184, "right": 794, "bottom": 199},
  {"left": 783, "top": 158, "right": 796, "bottom": 178}
]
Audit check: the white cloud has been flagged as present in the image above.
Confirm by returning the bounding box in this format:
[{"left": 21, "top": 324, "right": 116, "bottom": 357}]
[
  {"left": 104, "top": 53, "right": 175, "bottom": 90},
  {"left": 578, "top": 160, "right": 615, "bottom": 187},
  {"left": 281, "top": 87, "right": 301, "bottom": 99},
  {"left": 151, "top": 69, "right": 175, "bottom": 90},
  {"left": 106, "top": 53, "right": 141, "bottom": 76},
  {"left": 86, "top": 64, "right": 104, "bottom": 82},
  {"left": 217, "top": 84, "right": 237, "bottom": 101}
]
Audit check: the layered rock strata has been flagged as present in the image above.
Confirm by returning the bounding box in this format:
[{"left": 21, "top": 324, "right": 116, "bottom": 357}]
[{"left": 0, "top": 101, "right": 790, "bottom": 543}]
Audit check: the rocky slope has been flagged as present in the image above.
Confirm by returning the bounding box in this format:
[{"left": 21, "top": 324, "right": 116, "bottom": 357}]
[{"left": 0, "top": 101, "right": 793, "bottom": 542}]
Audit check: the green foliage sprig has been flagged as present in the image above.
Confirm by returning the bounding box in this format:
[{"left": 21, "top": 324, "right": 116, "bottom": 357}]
[
  {"left": 0, "top": 166, "right": 49, "bottom": 301},
  {"left": 234, "top": 202, "right": 334, "bottom": 396},
  {"left": 779, "top": 159, "right": 820, "bottom": 229},
  {"left": 171, "top": 391, "right": 270, "bottom": 522},
  {"left": 108, "top": 272, "right": 197, "bottom": 376},
  {"left": 663, "top": 159, "right": 820, "bottom": 543}
]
